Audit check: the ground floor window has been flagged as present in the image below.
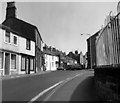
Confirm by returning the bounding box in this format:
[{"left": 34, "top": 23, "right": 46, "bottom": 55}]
[
  {"left": 21, "top": 55, "right": 34, "bottom": 71},
  {"left": 11, "top": 54, "right": 16, "bottom": 69},
  {"left": 21, "top": 56, "right": 26, "bottom": 71},
  {"left": 0, "top": 52, "right": 3, "bottom": 69},
  {"left": 52, "top": 62, "right": 54, "bottom": 67},
  {"left": 45, "top": 62, "right": 48, "bottom": 67},
  {"left": 30, "top": 58, "right": 34, "bottom": 71}
]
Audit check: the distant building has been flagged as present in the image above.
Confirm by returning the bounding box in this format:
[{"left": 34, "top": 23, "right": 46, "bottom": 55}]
[
  {"left": 79, "top": 52, "right": 84, "bottom": 65},
  {"left": 87, "top": 31, "right": 100, "bottom": 69},
  {"left": 67, "top": 51, "right": 79, "bottom": 64},
  {"left": 43, "top": 46, "right": 59, "bottom": 71},
  {"left": 83, "top": 52, "right": 88, "bottom": 68}
]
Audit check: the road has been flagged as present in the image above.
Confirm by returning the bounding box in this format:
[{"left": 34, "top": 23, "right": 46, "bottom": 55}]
[
  {"left": 42, "top": 70, "right": 97, "bottom": 102},
  {"left": 2, "top": 70, "right": 97, "bottom": 102}
]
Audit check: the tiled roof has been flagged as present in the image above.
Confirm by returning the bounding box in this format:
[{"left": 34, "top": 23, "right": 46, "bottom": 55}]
[
  {"left": 2, "top": 17, "right": 36, "bottom": 41},
  {"left": 0, "top": 24, "right": 19, "bottom": 36},
  {"left": 43, "top": 49, "right": 59, "bottom": 56}
]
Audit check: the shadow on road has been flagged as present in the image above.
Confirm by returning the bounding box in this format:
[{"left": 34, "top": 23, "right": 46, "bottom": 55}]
[{"left": 69, "top": 76, "right": 98, "bottom": 102}]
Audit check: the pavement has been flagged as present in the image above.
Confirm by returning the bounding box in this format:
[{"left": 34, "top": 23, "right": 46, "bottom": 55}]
[{"left": 1, "top": 70, "right": 51, "bottom": 80}]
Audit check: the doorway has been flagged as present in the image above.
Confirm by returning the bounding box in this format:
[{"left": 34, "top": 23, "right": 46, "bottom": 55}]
[
  {"left": 26, "top": 57, "right": 30, "bottom": 74},
  {"left": 5, "top": 53, "right": 10, "bottom": 75}
]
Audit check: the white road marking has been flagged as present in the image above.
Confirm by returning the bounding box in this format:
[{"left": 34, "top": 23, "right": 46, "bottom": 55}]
[
  {"left": 28, "top": 80, "right": 64, "bottom": 103},
  {"left": 43, "top": 73, "right": 85, "bottom": 101},
  {"left": 28, "top": 72, "right": 85, "bottom": 103}
]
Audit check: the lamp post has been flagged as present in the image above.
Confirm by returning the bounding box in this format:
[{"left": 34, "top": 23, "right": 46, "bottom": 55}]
[{"left": 81, "top": 33, "right": 92, "bottom": 69}]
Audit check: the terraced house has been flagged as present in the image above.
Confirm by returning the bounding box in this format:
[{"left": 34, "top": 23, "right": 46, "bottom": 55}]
[
  {"left": 0, "top": 2, "right": 44, "bottom": 76},
  {"left": 43, "top": 46, "right": 59, "bottom": 71}
]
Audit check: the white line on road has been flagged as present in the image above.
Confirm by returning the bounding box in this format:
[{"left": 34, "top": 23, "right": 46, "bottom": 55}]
[
  {"left": 28, "top": 80, "right": 64, "bottom": 103},
  {"left": 28, "top": 72, "right": 85, "bottom": 103},
  {"left": 43, "top": 73, "right": 85, "bottom": 101}
]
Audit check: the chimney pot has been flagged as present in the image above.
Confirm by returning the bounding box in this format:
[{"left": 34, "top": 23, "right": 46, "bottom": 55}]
[{"left": 6, "top": 1, "right": 16, "bottom": 19}]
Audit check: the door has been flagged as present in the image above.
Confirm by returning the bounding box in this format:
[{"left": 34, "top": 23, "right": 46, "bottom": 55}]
[
  {"left": 5, "top": 53, "right": 10, "bottom": 75},
  {"left": 26, "top": 57, "right": 30, "bottom": 74}
]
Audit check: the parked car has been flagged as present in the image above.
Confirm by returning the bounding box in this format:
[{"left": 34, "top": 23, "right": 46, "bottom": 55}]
[
  {"left": 57, "top": 67, "right": 65, "bottom": 70},
  {"left": 66, "top": 64, "right": 81, "bottom": 70}
]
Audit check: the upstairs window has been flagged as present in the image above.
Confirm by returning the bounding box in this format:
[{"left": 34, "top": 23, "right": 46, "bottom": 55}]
[
  {"left": 26, "top": 39, "right": 31, "bottom": 50},
  {"left": 5, "top": 31, "right": 10, "bottom": 43},
  {"left": 13, "top": 35, "right": 18, "bottom": 45}
]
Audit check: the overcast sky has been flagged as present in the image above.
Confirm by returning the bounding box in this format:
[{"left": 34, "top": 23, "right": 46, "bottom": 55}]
[{"left": 0, "top": 0, "right": 118, "bottom": 54}]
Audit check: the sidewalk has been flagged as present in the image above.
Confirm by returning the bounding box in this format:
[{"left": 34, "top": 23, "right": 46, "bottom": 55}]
[{"left": 1, "top": 71, "right": 51, "bottom": 80}]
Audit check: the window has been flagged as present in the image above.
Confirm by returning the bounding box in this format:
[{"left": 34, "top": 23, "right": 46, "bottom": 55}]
[
  {"left": 13, "top": 36, "right": 17, "bottom": 45},
  {"left": 26, "top": 39, "right": 31, "bottom": 50},
  {"left": 11, "top": 54, "right": 16, "bottom": 69},
  {"left": 45, "top": 54, "right": 47, "bottom": 59},
  {"left": 21, "top": 56, "right": 25, "bottom": 71},
  {"left": 45, "top": 62, "right": 47, "bottom": 67},
  {"left": 0, "top": 52, "right": 3, "bottom": 69},
  {"left": 52, "top": 62, "right": 54, "bottom": 67},
  {"left": 52, "top": 56, "right": 54, "bottom": 60},
  {"left": 30, "top": 58, "right": 34, "bottom": 71},
  {"left": 5, "top": 31, "right": 10, "bottom": 43}
]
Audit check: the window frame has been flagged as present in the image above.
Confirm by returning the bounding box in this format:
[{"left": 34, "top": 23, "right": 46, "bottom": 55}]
[
  {"left": 11, "top": 54, "right": 17, "bottom": 70},
  {"left": 4, "top": 30, "right": 11, "bottom": 44},
  {"left": 26, "top": 39, "right": 31, "bottom": 50},
  {"left": 30, "top": 58, "right": 34, "bottom": 71},
  {"left": 21, "top": 56, "right": 26, "bottom": 71},
  {"left": 13, "top": 35, "right": 18, "bottom": 46},
  {"left": 52, "top": 62, "right": 54, "bottom": 67},
  {"left": 0, "top": 52, "right": 4, "bottom": 69}
]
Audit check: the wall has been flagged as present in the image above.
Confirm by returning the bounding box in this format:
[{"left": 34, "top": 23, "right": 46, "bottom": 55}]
[
  {"left": 45, "top": 54, "right": 58, "bottom": 71},
  {"left": 0, "top": 29, "right": 19, "bottom": 52},
  {"left": 19, "top": 36, "right": 35, "bottom": 56},
  {"left": 0, "top": 29, "right": 20, "bottom": 76}
]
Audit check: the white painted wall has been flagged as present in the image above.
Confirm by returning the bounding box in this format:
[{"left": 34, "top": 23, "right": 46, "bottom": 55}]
[
  {"left": 0, "top": 29, "right": 19, "bottom": 52},
  {"left": 19, "top": 36, "right": 35, "bottom": 56},
  {"left": 45, "top": 54, "right": 59, "bottom": 71},
  {"left": 0, "top": 29, "right": 3, "bottom": 48},
  {"left": 0, "top": 28, "right": 35, "bottom": 76},
  {"left": 51, "top": 56, "right": 59, "bottom": 71},
  {"left": 45, "top": 54, "right": 50, "bottom": 71},
  {"left": 0, "top": 29, "right": 35, "bottom": 57}
]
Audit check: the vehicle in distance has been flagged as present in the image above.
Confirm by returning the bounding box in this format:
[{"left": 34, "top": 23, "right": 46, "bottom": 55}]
[
  {"left": 57, "top": 67, "right": 65, "bottom": 70},
  {"left": 66, "top": 64, "right": 81, "bottom": 70}
]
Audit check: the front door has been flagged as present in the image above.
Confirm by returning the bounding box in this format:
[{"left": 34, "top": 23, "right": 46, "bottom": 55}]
[
  {"left": 5, "top": 53, "right": 10, "bottom": 75},
  {"left": 26, "top": 57, "right": 30, "bottom": 74}
]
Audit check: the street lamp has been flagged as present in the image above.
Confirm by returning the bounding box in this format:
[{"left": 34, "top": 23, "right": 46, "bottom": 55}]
[{"left": 80, "top": 33, "right": 92, "bottom": 69}]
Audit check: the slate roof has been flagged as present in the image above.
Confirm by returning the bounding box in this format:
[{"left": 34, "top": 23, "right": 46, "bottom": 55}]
[
  {"left": 43, "top": 49, "right": 59, "bottom": 57},
  {"left": 0, "top": 24, "right": 20, "bottom": 36},
  {"left": 2, "top": 17, "right": 37, "bottom": 41}
]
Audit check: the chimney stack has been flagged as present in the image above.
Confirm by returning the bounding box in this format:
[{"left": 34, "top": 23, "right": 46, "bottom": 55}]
[{"left": 6, "top": 1, "right": 16, "bottom": 19}]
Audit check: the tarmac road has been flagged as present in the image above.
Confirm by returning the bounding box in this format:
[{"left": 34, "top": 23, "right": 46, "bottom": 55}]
[
  {"left": 2, "top": 70, "right": 90, "bottom": 102},
  {"left": 41, "top": 70, "right": 97, "bottom": 102}
]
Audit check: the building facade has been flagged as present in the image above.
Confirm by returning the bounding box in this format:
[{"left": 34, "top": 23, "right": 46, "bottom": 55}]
[
  {"left": 0, "top": 24, "right": 35, "bottom": 76},
  {"left": 87, "top": 31, "right": 99, "bottom": 69},
  {"left": 44, "top": 54, "right": 59, "bottom": 71},
  {"left": 0, "top": 2, "right": 43, "bottom": 76},
  {"left": 43, "top": 46, "right": 59, "bottom": 71}
]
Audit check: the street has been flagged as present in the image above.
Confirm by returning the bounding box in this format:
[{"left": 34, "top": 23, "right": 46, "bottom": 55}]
[{"left": 2, "top": 70, "right": 97, "bottom": 102}]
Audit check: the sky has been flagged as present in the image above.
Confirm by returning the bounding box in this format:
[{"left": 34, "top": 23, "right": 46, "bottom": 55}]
[{"left": 0, "top": 0, "right": 119, "bottom": 54}]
